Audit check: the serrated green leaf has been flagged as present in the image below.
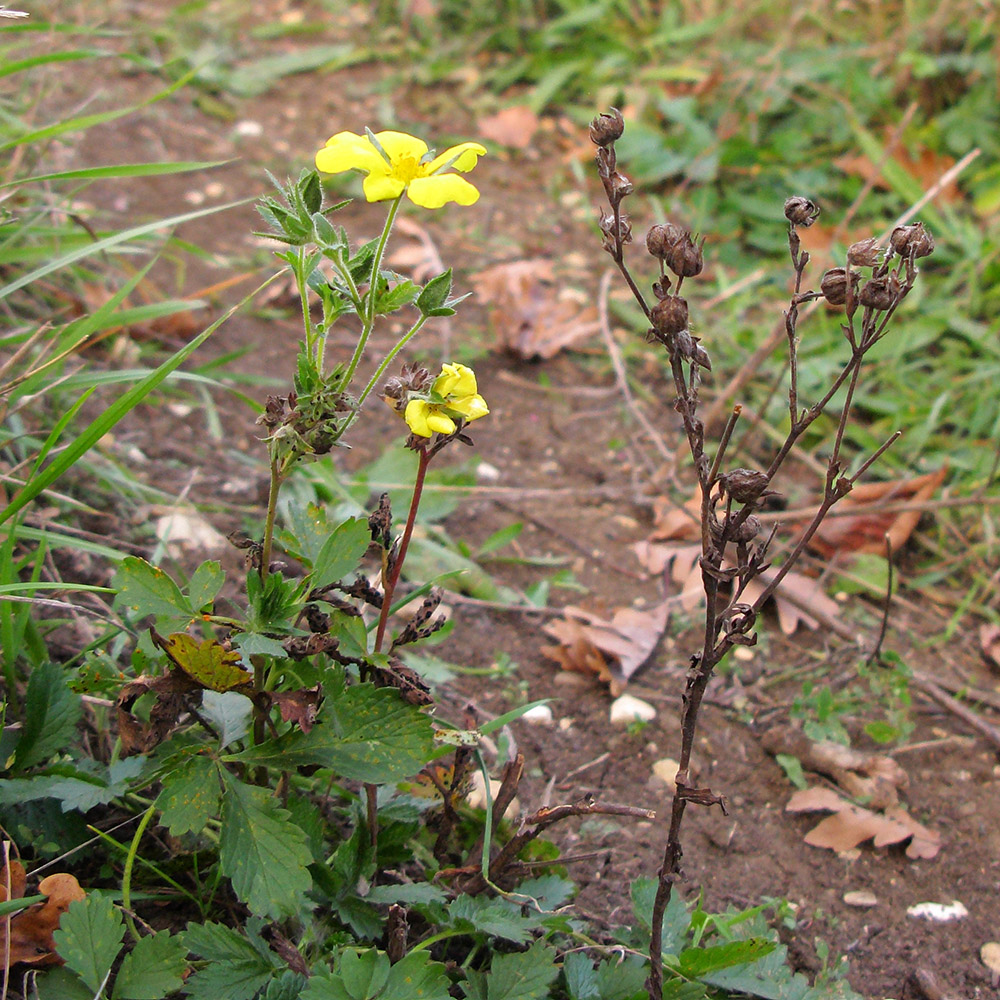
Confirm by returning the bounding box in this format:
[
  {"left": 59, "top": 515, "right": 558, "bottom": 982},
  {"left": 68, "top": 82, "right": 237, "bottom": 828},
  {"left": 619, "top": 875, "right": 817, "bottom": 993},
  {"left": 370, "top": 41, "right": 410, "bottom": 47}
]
[
  {"left": 464, "top": 940, "right": 559, "bottom": 1000},
  {"left": 448, "top": 894, "right": 539, "bottom": 943},
  {"left": 416, "top": 269, "right": 452, "bottom": 315},
  {"left": 233, "top": 631, "right": 290, "bottom": 659},
  {"left": 219, "top": 770, "right": 313, "bottom": 918},
  {"left": 262, "top": 971, "right": 310, "bottom": 1000},
  {"left": 235, "top": 684, "right": 434, "bottom": 783},
  {"left": 594, "top": 955, "right": 648, "bottom": 1000},
  {"left": 381, "top": 951, "right": 452, "bottom": 1000},
  {"left": 36, "top": 965, "right": 95, "bottom": 1000},
  {"left": 281, "top": 502, "right": 334, "bottom": 568},
  {"left": 675, "top": 938, "right": 775, "bottom": 978},
  {"left": 374, "top": 278, "right": 420, "bottom": 314},
  {"left": 155, "top": 754, "right": 221, "bottom": 835},
  {"left": 113, "top": 556, "right": 193, "bottom": 622},
  {"left": 341, "top": 949, "right": 390, "bottom": 1000},
  {"left": 12, "top": 662, "right": 82, "bottom": 769},
  {"left": 632, "top": 877, "right": 691, "bottom": 953},
  {"left": 0, "top": 757, "right": 143, "bottom": 812},
  {"left": 364, "top": 883, "right": 447, "bottom": 906},
  {"left": 201, "top": 690, "right": 253, "bottom": 748},
  {"left": 53, "top": 894, "right": 125, "bottom": 993},
  {"left": 187, "top": 560, "right": 225, "bottom": 612},
  {"left": 112, "top": 931, "right": 187, "bottom": 999},
  {"left": 310, "top": 517, "right": 371, "bottom": 590},
  {"left": 563, "top": 952, "right": 599, "bottom": 1000},
  {"left": 184, "top": 920, "right": 279, "bottom": 1000}
]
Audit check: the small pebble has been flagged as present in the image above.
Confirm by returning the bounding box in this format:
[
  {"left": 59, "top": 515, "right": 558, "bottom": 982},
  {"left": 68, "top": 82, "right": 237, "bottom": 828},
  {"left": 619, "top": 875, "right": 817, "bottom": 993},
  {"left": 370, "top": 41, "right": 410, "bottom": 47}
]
[
  {"left": 610, "top": 694, "right": 656, "bottom": 726},
  {"left": 558, "top": 717, "right": 573, "bottom": 732},
  {"left": 906, "top": 900, "right": 968, "bottom": 922},
  {"left": 521, "top": 705, "right": 553, "bottom": 725},
  {"left": 651, "top": 758, "right": 680, "bottom": 787},
  {"left": 235, "top": 120, "right": 263, "bottom": 138},
  {"left": 475, "top": 461, "right": 501, "bottom": 482},
  {"left": 843, "top": 890, "right": 878, "bottom": 908},
  {"left": 980, "top": 941, "right": 1000, "bottom": 976}
]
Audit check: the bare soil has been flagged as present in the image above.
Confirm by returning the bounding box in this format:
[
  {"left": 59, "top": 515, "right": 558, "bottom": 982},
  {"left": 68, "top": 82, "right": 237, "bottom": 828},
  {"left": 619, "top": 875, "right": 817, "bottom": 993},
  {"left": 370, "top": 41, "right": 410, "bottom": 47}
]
[{"left": 20, "top": 6, "right": 1000, "bottom": 998}]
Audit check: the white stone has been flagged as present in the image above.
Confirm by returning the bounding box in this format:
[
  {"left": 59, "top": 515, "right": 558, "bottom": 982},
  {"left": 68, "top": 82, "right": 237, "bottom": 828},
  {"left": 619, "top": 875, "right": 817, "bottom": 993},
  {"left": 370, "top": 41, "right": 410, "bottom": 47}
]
[
  {"left": 610, "top": 694, "right": 656, "bottom": 726},
  {"left": 154, "top": 507, "right": 227, "bottom": 560},
  {"left": 651, "top": 758, "right": 680, "bottom": 787},
  {"left": 521, "top": 705, "right": 554, "bottom": 725},
  {"left": 475, "top": 461, "right": 501, "bottom": 483},
  {"left": 906, "top": 900, "right": 968, "bottom": 922},
  {"left": 235, "top": 120, "right": 263, "bottom": 138},
  {"left": 843, "top": 890, "right": 878, "bottom": 908}
]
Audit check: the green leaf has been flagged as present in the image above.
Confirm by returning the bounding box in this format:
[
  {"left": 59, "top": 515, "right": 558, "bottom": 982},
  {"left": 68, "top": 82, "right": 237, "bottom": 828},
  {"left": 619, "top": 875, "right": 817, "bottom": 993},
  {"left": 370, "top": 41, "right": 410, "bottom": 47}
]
[
  {"left": 219, "top": 769, "right": 313, "bottom": 919},
  {"left": 632, "top": 877, "right": 691, "bottom": 954},
  {"left": 281, "top": 502, "right": 335, "bottom": 568},
  {"left": 233, "top": 632, "right": 289, "bottom": 659},
  {"left": 112, "top": 556, "right": 192, "bottom": 622},
  {"left": 184, "top": 920, "right": 279, "bottom": 1000},
  {"left": 310, "top": 517, "right": 371, "bottom": 589},
  {"left": 53, "top": 894, "right": 125, "bottom": 994},
  {"left": 156, "top": 754, "right": 221, "bottom": 835},
  {"left": 36, "top": 966, "right": 96, "bottom": 1000},
  {"left": 675, "top": 938, "right": 776, "bottom": 978},
  {"left": 563, "top": 952, "right": 599, "bottom": 1000},
  {"left": 416, "top": 269, "right": 453, "bottom": 315},
  {"left": 374, "top": 278, "right": 420, "bottom": 315},
  {"left": 201, "top": 691, "right": 253, "bottom": 749},
  {"left": 187, "top": 560, "right": 225, "bottom": 612},
  {"left": 863, "top": 720, "right": 900, "bottom": 744},
  {"left": 381, "top": 952, "right": 452, "bottom": 1000},
  {"left": 235, "top": 683, "right": 435, "bottom": 783},
  {"left": 262, "top": 972, "right": 310, "bottom": 1000},
  {"left": 448, "top": 894, "right": 539, "bottom": 943},
  {"left": 12, "top": 662, "right": 82, "bottom": 769},
  {"left": 112, "top": 931, "right": 188, "bottom": 999},
  {"left": 463, "top": 941, "right": 559, "bottom": 1000}
]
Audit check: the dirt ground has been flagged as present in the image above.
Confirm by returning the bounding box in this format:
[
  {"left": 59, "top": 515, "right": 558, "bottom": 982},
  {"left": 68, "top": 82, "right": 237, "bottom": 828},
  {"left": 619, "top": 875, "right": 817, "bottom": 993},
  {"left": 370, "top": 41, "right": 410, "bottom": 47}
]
[{"left": 19, "top": 6, "right": 1000, "bottom": 998}]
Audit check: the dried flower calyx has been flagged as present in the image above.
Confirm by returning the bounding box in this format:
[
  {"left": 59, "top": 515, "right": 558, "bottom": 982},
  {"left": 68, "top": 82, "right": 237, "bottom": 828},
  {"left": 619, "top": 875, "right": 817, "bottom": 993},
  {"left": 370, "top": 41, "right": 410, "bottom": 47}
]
[
  {"left": 847, "top": 238, "right": 882, "bottom": 267},
  {"left": 784, "top": 196, "right": 820, "bottom": 228},
  {"left": 589, "top": 108, "right": 625, "bottom": 147},
  {"left": 651, "top": 295, "right": 689, "bottom": 337},
  {"left": 889, "top": 222, "right": 934, "bottom": 259},
  {"left": 646, "top": 224, "right": 704, "bottom": 278},
  {"left": 859, "top": 272, "right": 902, "bottom": 311},
  {"left": 717, "top": 468, "right": 772, "bottom": 504},
  {"left": 820, "top": 267, "right": 860, "bottom": 306}
]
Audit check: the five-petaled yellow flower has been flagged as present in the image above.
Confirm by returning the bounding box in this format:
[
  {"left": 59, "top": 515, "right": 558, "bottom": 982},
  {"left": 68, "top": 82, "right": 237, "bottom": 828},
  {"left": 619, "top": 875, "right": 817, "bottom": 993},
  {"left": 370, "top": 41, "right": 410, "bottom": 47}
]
[
  {"left": 404, "top": 363, "right": 489, "bottom": 437},
  {"left": 315, "top": 130, "right": 486, "bottom": 209}
]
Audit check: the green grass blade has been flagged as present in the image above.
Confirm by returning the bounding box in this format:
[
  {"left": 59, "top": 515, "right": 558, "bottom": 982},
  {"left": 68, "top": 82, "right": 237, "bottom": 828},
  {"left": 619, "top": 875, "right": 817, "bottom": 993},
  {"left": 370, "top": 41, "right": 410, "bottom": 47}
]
[{"left": 0, "top": 160, "right": 231, "bottom": 189}]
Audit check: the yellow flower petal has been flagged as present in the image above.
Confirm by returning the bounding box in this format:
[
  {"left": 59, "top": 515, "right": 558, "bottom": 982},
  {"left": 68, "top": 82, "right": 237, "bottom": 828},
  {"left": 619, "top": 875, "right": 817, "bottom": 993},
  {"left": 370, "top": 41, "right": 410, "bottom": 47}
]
[
  {"left": 434, "top": 363, "right": 477, "bottom": 398},
  {"left": 426, "top": 411, "right": 457, "bottom": 435},
  {"left": 407, "top": 174, "right": 480, "bottom": 209},
  {"left": 404, "top": 399, "right": 434, "bottom": 437},
  {"left": 425, "top": 142, "right": 487, "bottom": 174},
  {"left": 454, "top": 394, "right": 489, "bottom": 422},
  {"left": 363, "top": 171, "right": 407, "bottom": 203},
  {"left": 372, "top": 130, "right": 429, "bottom": 164},
  {"left": 315, "top": 132, "right": 386, "bottom": 174}
]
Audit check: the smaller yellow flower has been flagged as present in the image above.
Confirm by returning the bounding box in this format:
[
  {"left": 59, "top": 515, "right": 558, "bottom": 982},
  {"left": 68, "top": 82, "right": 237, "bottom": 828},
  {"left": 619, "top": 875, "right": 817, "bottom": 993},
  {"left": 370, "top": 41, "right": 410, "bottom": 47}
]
[
  {"left": 402, "top": 363, "right": 489, "bottom": 438},
  {"left": 315, "top": 130, "right": 486, "bottom": 209}
]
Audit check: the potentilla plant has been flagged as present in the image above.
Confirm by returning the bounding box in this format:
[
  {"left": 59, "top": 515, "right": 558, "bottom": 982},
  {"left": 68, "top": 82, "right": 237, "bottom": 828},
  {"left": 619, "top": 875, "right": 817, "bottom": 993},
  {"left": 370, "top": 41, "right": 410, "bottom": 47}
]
[{"left": 590, "top": 108, "right": 934, "bottom": 1000}]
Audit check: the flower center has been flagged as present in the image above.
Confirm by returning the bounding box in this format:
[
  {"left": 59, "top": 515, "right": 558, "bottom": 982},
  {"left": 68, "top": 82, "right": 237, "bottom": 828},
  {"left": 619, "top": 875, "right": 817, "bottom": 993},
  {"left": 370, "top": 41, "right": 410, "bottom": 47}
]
[{"left": 392, "top": 155, "right": 422, "bottom": 184}]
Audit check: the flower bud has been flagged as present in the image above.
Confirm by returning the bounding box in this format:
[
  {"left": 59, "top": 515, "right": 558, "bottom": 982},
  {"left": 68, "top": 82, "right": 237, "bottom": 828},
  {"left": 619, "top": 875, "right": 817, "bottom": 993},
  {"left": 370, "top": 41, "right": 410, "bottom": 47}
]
[
  {"left": 847, "top": 237, "right": 882, "bottom": 267},
  {"left": 651, "top": 295, "right": 689, "bottom": 337},
  {"left": 820, "top": 267, "right": 860, "bottom": 306},
  {"left": 589, "top": 108, "right": 625, "bottom": 147},
  {"left": 645, "top": 223, "right": 686, "bottom": 259},
  {"left": 664, "top": 232, "right": 705, "bottom": 278},
  {"left": 859, "top": 272, "right": 901, "bottom": 311},
  {"left": 784, "top": 196, "right": 820, "bottom": 228},
  {"left": 718, "top": 468, "right": 770, "bottom": 504},
  {"left": 889, "top": 222, "right": 934, "bottom": 259}
]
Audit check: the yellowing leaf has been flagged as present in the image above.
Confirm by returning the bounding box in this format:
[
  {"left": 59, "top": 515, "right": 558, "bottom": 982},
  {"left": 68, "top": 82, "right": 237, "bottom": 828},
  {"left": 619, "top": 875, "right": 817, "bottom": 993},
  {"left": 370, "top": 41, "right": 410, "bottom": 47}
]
[{"left": 151, "top": 630, "right": 250, "bottom": 692}]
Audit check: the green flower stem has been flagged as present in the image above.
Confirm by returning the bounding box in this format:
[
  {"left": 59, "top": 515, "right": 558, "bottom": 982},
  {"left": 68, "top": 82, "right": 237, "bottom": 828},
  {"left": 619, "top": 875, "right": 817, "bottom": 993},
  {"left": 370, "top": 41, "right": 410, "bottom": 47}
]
[
  {"left": 259, "top": 455, "right": 283, "bottom": 586},
  {"left": 373, "top": 445, "right": 431, "bottom": 654},
  {"left": 293, "top": 247, "right": 317, "bottom": 366},
  {"left": 340, "top": 194, "right": 402, "bottom": 390},
  {"left": 356, "top": 314, "right": 428, "bottom": 408},
  {"left": 121, "top": 802, "right": 156, "bottom": 939}
]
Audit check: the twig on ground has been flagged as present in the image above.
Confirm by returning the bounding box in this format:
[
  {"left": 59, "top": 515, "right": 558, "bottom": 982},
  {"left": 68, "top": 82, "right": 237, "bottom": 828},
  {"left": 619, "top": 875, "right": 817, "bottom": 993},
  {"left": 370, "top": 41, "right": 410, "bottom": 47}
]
[{"left": 910, "top": 672, "right": 1000, "bottom": 752}]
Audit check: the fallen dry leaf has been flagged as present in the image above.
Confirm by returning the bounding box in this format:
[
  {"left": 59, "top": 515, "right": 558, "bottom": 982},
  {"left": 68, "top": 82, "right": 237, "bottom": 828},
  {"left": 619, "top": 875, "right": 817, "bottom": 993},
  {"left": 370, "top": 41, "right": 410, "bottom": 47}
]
[
  {"left": 542, "top": 602, "right": 670, "bottom": 695},
  {"left": 1, "top": 867, "right": 86, "bottom": 968},
  {"left": 269, "top": 687, "right": 322, "bottom": 733},
  {"left": 786, "top": 786, "right": 940, "bottom": 860},
  {"left": 477, "top": 105, "right": 540, "bottom": 150},
  {"left": 834, "top": 142, "right": 960, "bottom": 203},
  {"left": 980, "top": 624, "right": 1000, "bottom": 672},
  {"left": 470, "top": 259, "right": 600, "bottom": 359},
  {"left": 743, "top": 569, "right": 843, "bottom": 637}
]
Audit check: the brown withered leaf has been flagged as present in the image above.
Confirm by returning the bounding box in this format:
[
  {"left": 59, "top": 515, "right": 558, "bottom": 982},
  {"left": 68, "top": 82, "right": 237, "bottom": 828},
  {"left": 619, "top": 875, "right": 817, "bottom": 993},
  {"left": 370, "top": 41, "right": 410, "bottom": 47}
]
[
  {"left": 116, "top": 669, "right": 202, "bottom": 756},
  {"left": 834, "top": 142, "right": 960, "bottom": 203},
  {"left": 542, "top": 602, "right": 670, "bottom": 695},
  {"left": 762, "top": 724, "right": 908, "bottom": 810},
  {"left": 743, "top": 569, "right": 843, "bottom": 636},
  {"left": 270, "top": 687, "right": 322, "bottom": 733},
  {"left": 477, "top": 105, "right": 540, "bottom": 150},
  {"left": 387, "top": 215, "right": 448, "bottom": 284},
  {"left": 980, "top": 624, "right": 1000, "bottom": 672},
  {"left": 470, "top": 259, "right": 600, "bottom": 359},
  {"left": 2, "top": 870, "right": 86, "bottom": 968},
  {"left": 786, "top": 786, "right": 940, "bottom": 860},
  {"left": 803, "top": 467, "right": 947, "bottom": 558}
]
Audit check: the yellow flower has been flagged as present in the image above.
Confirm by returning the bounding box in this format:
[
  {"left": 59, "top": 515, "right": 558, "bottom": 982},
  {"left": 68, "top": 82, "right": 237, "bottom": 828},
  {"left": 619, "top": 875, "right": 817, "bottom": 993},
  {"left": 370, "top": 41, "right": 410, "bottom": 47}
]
[
  {"left": 315, "top": 130, "right": 486, "bottom": 209},
  {"left": 403, "top": 363, "right": 489, "bottom": 437}
]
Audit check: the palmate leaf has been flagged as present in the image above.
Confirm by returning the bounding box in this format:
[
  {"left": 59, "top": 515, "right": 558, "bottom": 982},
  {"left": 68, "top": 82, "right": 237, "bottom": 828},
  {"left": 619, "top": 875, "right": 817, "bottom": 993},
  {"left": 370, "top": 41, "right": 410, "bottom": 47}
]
[
  {"left": 235, "top": 682, "right": 435, "bottom": 784},
  {"left": 151, "top": 630, "right": 252, "bottom": 692},
  {"left": 184, "top": 920, "right": 281, "bottom": 1000},
  {"left": 303, "top": 950, "right": 451, "bottom": 1000},
  {"left": 463, "top": 940, "right": 559, "bottom": 1000},
  {"left": 52, "top": 894, "right": 125, "bottom": 994},
  {"left": 309, "top": 516, "right": 371, "bottom": 589},
  {"left": 12, "top": 661, "right": 81, "bottom": 769},
  {"left": 112, "top": 930, "right": 187, "bottom": 999},
  {"left": 113, "top": 556, "right": 193, "bottom": 622},
  {"left": 219, "top": 769, "right": 313, "bottom": 919}
]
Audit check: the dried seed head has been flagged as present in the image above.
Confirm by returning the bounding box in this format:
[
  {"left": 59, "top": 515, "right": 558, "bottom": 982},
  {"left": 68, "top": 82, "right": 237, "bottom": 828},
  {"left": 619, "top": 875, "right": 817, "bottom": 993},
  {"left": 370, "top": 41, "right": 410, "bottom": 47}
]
[
  {"left": 608, "top": 171, "right": 633, "bottom": 200},
  {"left": 889, "top": 222, "right": 935, "bottom": 259},
  {"left": 718, "top": 468, "right": 770, "bottom": 504},
  {"left": 381, "top": 363, "right": 433, "bottom": 410},
  {"left": 784, "top": 196, "right": 820, "bottom": 228},
  {"left": 733, "top": 514, "right": 761, "bottom": 543},
  {"left": 599, "top": 210, "right": 632, "bottom": 250},
  {"left": 665, "top": 232, "right": 705, "bottom": 279},
  {"left": 589, "top": 108, "right": 625, "bottom": 147},
  {"left": 859, "top": 272, "right": 902, "bottom": 311},
  {"left": 820, "top": 267, "right": 860, "bottom": 306},
  {"left": 651, "top": 295, "right": 689, "bottom": 337},
  {"left": 645, "top": 223, "right": 686, "bottom": 259},
  {"left": 847, "top": 237, "right": 882, "bottom": 267}
]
